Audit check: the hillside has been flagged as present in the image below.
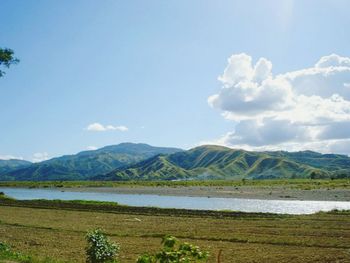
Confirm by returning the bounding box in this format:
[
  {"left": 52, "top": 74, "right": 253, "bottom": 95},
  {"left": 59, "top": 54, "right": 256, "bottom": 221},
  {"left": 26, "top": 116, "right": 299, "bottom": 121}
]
[
  {"left": 3, "top": 144, "right": 350, "bottom": 181},
  {"left": 1, "top": 143, "right": 182, "bottom": 181},
  {"left": 267, "top": 150, "right": 350, "bottom": 171},
  {"left": 0, "top": 159, "right": 32, "bottom": 180},
  {"left": 100, "top": 145, "right": 348, "bottom": 181}
]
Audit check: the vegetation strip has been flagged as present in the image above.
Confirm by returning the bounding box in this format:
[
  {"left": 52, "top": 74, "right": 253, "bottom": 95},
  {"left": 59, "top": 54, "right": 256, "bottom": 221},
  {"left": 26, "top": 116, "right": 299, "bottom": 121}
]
[
  {"left": 1, "top": 178, "right": 350, "bottom": 189},
  {"left": 0, "top": 198, "right": 289, "bottom": 219}
]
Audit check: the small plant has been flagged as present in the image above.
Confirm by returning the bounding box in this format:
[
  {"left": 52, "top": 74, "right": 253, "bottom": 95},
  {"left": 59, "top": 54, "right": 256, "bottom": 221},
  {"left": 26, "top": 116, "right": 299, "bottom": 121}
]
[
  {"left": 136, "top": 235, "right": 209, "bottom": 263},
  {"left": 0, "top": 192, "right": 13, "bottom": 200},
  {"left": 85, "top": 229, "right": 120, "bottom": 263},
  {"left": 0, "top": 241, "right": 11, "bottom": 253},
  {"left": 0, "top": 241, "right": 32, "bottom": 262}
]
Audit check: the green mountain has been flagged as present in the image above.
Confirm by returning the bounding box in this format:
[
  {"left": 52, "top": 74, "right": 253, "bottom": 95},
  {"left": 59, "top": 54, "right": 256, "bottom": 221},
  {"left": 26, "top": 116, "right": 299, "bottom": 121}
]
[
  {"left": 0, "top": 159, "right": 32, "bottom": 180},
  {"left": 99, "top": 145, "right": 350, "bottom": 181},
  {"left": 3, "top": 144, "right": 350, "bottom": 181},
  {"left": 266, "top": 150, "right": 350, "bottom": 171},
  {"left": 2, "top": 143, "right": 182, "bottom": 181}
]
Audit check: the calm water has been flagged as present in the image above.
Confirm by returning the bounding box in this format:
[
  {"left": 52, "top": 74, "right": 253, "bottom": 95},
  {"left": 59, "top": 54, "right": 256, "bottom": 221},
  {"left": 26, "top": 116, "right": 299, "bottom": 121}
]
[{"left": 1, "top": 187, "right": 350, "bottom": 215}]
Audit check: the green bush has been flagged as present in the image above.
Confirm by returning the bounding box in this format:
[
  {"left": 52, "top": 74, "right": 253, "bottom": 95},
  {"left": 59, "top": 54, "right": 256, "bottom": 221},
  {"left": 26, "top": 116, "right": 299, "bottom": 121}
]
[
  {"left": 85, "top": 229, "right": 120, "bottom": 263},
  {"left": 136, "top": 235, "right": 209, "bottom": 263}
]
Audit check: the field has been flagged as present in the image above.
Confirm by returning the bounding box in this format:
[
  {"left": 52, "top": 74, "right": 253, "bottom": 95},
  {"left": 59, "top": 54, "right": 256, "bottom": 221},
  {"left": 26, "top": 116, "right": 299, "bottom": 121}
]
[{"left": 1, "top": 199, "right": 350, "bottom": 262}]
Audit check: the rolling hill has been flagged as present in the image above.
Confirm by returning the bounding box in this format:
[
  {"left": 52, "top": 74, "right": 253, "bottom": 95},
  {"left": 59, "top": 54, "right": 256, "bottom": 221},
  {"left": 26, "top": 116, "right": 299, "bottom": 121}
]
[
  {"left": 98, "top": 145, "right": 350, "bottom": 181},
  {"left": 0, "top": 159, "right": 32, "bottom": 180},
  {"left": 1, "top": 143, "right": 182, "bottom": 181},
  {"left": 3, "top": 144, "right": 350, "bottom": 181}
]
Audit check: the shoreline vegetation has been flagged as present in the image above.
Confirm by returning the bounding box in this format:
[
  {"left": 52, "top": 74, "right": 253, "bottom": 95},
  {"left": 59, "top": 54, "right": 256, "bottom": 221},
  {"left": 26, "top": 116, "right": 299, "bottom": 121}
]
[
  {"left": 0, "top": 193, "right": 289, "bottom": 218},
  {"left": 1, "top": 178, "right": 349, "bottom": 188},
  {"left": 0, "top": 195, "right": 350, "bottom": 262}
]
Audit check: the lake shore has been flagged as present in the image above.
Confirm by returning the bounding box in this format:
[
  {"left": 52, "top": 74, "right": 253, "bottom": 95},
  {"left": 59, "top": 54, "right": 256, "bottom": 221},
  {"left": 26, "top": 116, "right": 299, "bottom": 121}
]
[{"left": 64, "top": 185, "right": 350, "bottom": 201}]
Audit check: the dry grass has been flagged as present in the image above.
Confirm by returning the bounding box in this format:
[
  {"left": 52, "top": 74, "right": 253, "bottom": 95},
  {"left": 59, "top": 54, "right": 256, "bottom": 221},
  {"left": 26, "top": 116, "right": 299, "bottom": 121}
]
[{"left": 0, "top": 205, "right": 350, "bottom": 262}]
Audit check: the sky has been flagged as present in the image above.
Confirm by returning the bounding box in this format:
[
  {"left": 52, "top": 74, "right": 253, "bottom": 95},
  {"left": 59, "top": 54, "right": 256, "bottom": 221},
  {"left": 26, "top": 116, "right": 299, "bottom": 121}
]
[{"left": 1, "top": 0, "right": 350, "bottom": 161}]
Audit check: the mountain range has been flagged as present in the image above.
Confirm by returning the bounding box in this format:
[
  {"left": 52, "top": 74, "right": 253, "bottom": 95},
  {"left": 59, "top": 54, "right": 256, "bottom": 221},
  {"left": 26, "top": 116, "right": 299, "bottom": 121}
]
[
  {"left": 1, "top": 143, "right": 350, "bottom": 181},
  {"left": 0, "top": 159, "right": 32, "bottom": 180},
  {"left": 98, "top": 145, "right": 350, "bottom": 181},
  {"left": 0, "top": 143, "right": 181, "bottom": 181}
]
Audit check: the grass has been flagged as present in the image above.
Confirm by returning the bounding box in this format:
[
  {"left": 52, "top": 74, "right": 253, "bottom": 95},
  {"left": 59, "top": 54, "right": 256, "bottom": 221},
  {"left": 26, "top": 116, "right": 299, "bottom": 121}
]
[
  {"left": 0, "top": 178, "right": 350, "bottom": 190},
  {"left": 0, "top": 241, "right": 31, "bottom": 263},
  {"left": 0, "top": 241, "right": 61, "bottom": 263},
  {"left": 0, "top": 199, "right": 350, "bottom": 262},
  {"left": 34, "top": 199, "right": 120, "bottom": 206},
  {"left": 0, "top": 192, "right": 14, "bottom": 200}
]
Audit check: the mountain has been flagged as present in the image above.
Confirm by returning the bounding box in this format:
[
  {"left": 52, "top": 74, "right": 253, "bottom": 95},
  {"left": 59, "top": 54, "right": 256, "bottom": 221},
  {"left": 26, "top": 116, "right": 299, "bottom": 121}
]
[
  {"left": 3, "top": 144, "right": 350, "bottom": 181},
  {"left": 0, "top": 159, "right": 32, "bottom": 180},
  {"left": 99, "top": 145, "right": 350, "bottom": 181},
  {"left": 1, "top": 143, "right": 182, "bottom": 181},
  {"left": 266, "top": 150, "right": 350, "bottom": 171}
]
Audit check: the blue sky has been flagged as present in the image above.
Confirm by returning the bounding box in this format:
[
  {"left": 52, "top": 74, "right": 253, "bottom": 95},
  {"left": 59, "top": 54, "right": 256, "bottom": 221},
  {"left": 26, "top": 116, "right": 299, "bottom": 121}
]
[{"left": 1, "top": 0, "right": 350, "bottom": 161}]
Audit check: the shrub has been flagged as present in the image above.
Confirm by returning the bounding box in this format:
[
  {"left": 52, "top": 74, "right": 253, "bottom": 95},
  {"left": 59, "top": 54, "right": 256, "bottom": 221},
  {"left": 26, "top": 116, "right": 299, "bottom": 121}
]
[
  {"left": 0, "top": 242, "right": 10, "bottom": 253},
  {"left": 136, "top": 235, "right": 209, "bottom": 263},
  {"left": 85, "top": 229, "right": 120, "bottom": 263},
  {"left": 0, "top": 241, "right": 32, "bottom": 262}
]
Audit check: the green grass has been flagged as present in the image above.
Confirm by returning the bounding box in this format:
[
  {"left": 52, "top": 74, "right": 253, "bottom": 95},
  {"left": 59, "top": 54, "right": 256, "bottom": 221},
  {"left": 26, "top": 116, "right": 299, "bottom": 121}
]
[
  {"left": 33, "top": 199, "right": 120, "bottom": 207},
  {"left": 0, "top": 241, "right": 29, "bottom": 262},
  {"left": 0, "top": 178, "right": 349, "bottom": 190},
  {"left": 0, "top": 241, "right": 60, "bottom": 263},
  {"left": 0, "top": 191, "right": 15, "bottom": 200}
]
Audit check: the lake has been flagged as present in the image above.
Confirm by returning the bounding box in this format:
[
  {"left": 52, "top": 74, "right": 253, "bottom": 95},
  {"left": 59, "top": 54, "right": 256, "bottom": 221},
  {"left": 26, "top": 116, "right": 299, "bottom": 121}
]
[{"left": 1, "top": 187, "right": 350, "bottom": 214}]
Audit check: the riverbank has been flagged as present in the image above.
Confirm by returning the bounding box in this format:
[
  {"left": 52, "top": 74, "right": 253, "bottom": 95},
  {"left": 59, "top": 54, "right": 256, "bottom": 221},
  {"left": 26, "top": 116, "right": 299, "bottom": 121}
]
[
  {"left": 0, "top": 198, "right": 349, "bottom": 262},
  {"left": 1, "top": 179, "right": 350, "bottom": 201},
  {"left": 65, "top": 185, "right": 350, "bottom": 201}
]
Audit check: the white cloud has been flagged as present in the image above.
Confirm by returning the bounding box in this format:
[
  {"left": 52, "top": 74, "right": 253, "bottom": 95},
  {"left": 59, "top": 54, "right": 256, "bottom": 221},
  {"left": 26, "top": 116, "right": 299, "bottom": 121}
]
[
  {"left": 283, "top": 63, "right": 350, "bottom": 99},
  {"left": 86, "top": 146, "right": 98, "bottom": 150},
  {"left": 0, "top": 155, "right": 24, "bottom": 160},
  {"left": 209, "top": 53, "right": 350, "bottom": 154},
  {"left": 220, "top": 118, "right": 312, "bottom": 147},
  {"left": 209, "top": 53, "right": 294, "bottom": 120},
  {"left": 32, "top": 152, "right": 49, "bottom": 163},
  {"left": 315, "top": 54, "right": 350, "bottom": 68},
  {"left": 86, "top": 122, "right": 128, "bottom": 132}
]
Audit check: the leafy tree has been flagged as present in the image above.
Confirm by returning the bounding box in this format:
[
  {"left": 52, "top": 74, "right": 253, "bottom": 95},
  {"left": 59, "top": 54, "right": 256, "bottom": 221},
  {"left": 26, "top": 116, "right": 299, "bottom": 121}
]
[
  {"left": 0, "top": 48, "right": 19, "bottom": 77},
  {"left": 136, "top": 235, "right": 209, "bottom": 263},
  {"left": 86, "top": 229, "right": 120, "bottom": 263}
]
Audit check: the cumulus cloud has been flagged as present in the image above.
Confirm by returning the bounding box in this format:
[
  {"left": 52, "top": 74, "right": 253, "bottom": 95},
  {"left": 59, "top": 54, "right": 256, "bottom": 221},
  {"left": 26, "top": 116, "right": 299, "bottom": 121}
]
[
  {"left": 209, "top": 54, "right": 294, "bottom": 120},
  {"left": 86, "top": 123, "right": 128, "bottom": 132},
  {"left": 315, "top": 54, "right": 350, "bottom": 68},
  {"left": 220, "top": 118, "right": 312, "bottom": 147},
  {"left": 32, "top": 152, "right": 49, "bottom": 163},
  {"left": 208, "top": 53, "right": 350, "bottom": 155}
]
